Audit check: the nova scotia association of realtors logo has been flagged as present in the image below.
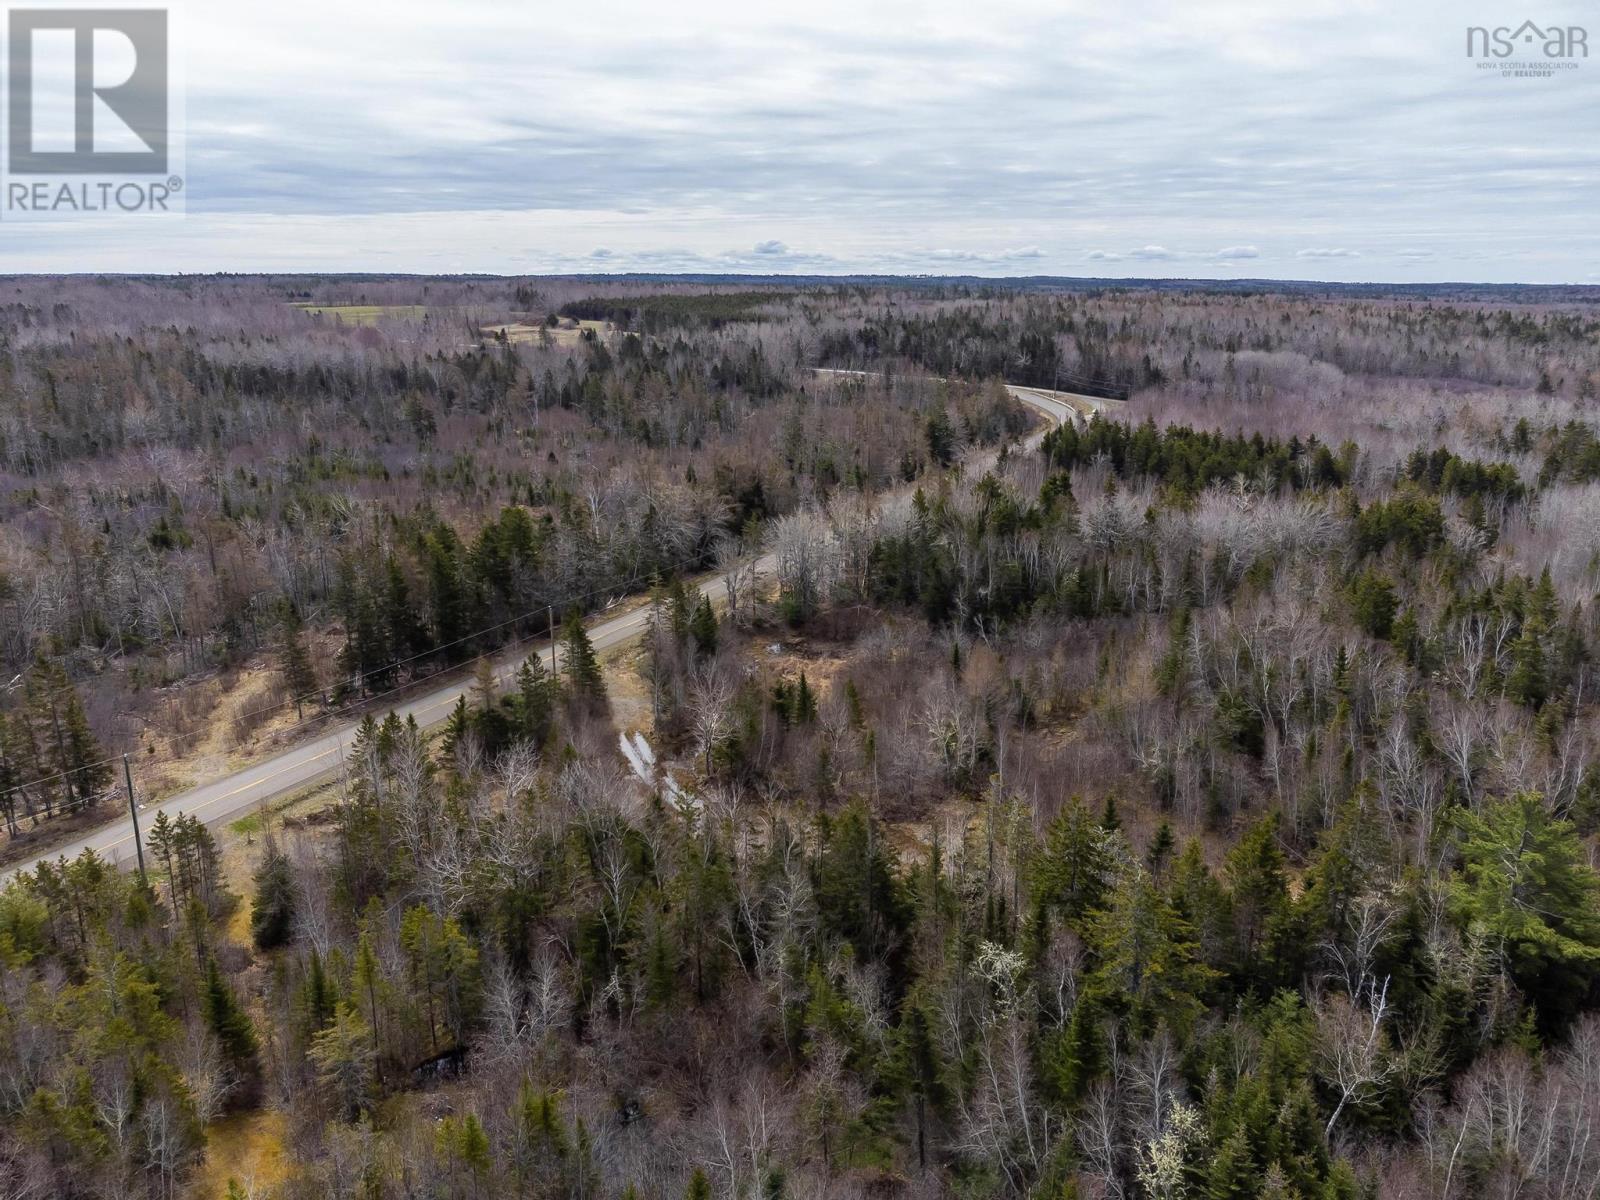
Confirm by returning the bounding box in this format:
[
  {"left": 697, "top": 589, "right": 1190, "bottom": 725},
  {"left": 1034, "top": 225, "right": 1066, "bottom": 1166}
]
[
  {"left": 3, "top": 7, "right": 184, "bottom": 218},
  {"left": 1467, "top": 20, "right": 1588, "bottom": 78}
]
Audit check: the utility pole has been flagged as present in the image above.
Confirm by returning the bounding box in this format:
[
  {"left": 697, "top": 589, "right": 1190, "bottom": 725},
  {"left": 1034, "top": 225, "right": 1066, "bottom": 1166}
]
[
  {"left": 122, "top": 754, "right": 147, "bottom": 886},
  {"left": 547, "top": 605, "right": 558, "bottom": 682}
]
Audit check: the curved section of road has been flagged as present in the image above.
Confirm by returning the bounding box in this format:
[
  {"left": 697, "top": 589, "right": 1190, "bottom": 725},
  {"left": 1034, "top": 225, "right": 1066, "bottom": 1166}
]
[{"left": 2, "top": 376, "right": 1114, "bottom": 880}]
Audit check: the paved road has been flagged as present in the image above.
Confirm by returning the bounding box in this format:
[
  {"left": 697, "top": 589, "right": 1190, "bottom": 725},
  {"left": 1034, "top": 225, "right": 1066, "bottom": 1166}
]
[{"left": 2, "top": 377, "right": 1112, "bottom": 880}]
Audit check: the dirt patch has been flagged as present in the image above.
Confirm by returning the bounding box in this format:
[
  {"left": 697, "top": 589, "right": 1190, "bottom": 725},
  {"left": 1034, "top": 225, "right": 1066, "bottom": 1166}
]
[
  {"left": 750, "top": 637, "right": 854, "bottom": 699},
  {"left": 604, "top": 642, "right": 655, "bottom": 736}
]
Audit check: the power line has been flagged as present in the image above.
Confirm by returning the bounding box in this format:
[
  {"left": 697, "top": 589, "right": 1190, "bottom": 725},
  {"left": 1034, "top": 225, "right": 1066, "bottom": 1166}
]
[
  {"left": 3, "top": 366, "right": 1065, "bottom": 824},
  {"left": 0, "top": 543, "right": 751, "bottom": 815},
  {"left": 232, "top": 542, "right": 734, "bottom": 729}
]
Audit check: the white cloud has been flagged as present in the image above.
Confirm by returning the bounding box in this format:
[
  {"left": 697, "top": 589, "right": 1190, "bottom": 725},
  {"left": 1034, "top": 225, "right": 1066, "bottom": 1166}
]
[
  {"left": 1088, "top": 244, "right": 1262, "bottom": 264},
  {"left": 1296, "top": 247, "right": 1361, "bottom": 259}
]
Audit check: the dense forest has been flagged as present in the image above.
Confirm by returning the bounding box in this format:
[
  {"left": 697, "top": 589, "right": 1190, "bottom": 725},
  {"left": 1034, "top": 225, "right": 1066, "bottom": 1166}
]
[{"left": 2, "top": 277, "right": 1600, "bottom": 1199}]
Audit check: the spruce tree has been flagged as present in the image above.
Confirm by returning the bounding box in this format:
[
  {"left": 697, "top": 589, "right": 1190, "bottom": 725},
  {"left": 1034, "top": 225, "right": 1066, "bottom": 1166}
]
[
  {"left": 276, "top": 602, "right": 318, "bottom": 718},
  {"left": 1148, "top": 821, "right": 1176, "bottom": 875},
  {"left": 383, "top": 554, "right": 428, "bottom": 663},
  {"left": 514, "top": 653, "right": 554, "bottom": 743},
  {"left": 25, "top": 658, "right": 109, "bottom": 814},
  {"left": 690, "top": 594, "right": 718, "bottom": 657},
  {"left": 204, "top": 956, "right": 260, "bottom": 1071},
  {"left": 301, "top": 949, "right": 336, "bottom": 1033},
  {"left": 250, "top": 833, "right": 296, "bottom": 950},
  {"left": 561, "top": 611, "right": 606, "bottom": 709},
  {"left": 790, "top": 672, "right": 817, "bottom": 724},
  {"left": 1452, "top": 791, "right": 1600, "bottom": 1024},
  {"left": 1032, "top": 799, "right": 1111, "bottom": 929},
  {"left": 1506, "top": 623, "right": 1548, "bottom": 707},
  {"left": 1088, "top": 865, "right": 1216, "bottom": 1036}
]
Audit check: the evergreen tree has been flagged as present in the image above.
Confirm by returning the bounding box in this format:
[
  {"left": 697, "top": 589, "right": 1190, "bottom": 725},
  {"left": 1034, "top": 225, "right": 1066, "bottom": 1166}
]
[
  {"left": 1043, "top": 993, "right": 1104, "bottom": 1105},
  {"left": 424, "top": 524, "right": 474, "bottom": 653},
  {"left": 561, "top": 611, "right": 606, "bottom": 710},
  {"left": 401, "top": 905, "right": 482, "bottom": 1053},
  {"left": 336, "top": 559, "right": 390, "bottom": 691},
  {"left": 689, "top": 594, "right": 718, "bottom": 657},
  {"left": 1452, "top": 791, "right": 1600, "bottom": 1026},
  {"left": 250, "top": 832, "right": 296, "bottom": 950},
  {"left": 23, "top": 658, "right": 109, "bottom": 814},
  {"left": 897, "top": 996, "right": 945, "bottom": 1168},
  {"left": 300, "top": 949, "right": 336, "bottom": 1034},
  {"left": 1148, "top": 820, "right": 1177, "bottom": 876},
  {"left": 1223, "top": 814, "right": 1296, "bottom": 994},
  {"left": 676, "top": 834, "right": 735, "bottom": 1003},
  {"left": 926, "top": 408, "right": 956, "bottom": 466},
  {"left": 1349, "top": 571, "right": 1397, "bottom": 640},
  {"left": 1100, "top": 795, "right": 1122, "bottom": 833},
  {"left": 513, "top": 652, "right": 555, "bottom": 743},
  {"left": 436, "top": 1112, "right": 493, "bottom": 1188},
  {"left": 790, "top": 672, "right": 818, "bottom": 724},
  {"left": 1032, "top": 800, "right": 1111, "bottom": 929},
  {"left": 147, "top": 809, "right": 179, "bottom": 909},
  {"left": 383, "top": 553, "right": 429, "bottom": 664},
  {"left": 1506, "top": 622, "right": 1549, "bottom": 707},
  {"left": 509, "top": 1082, "right": 574, "bottom": 1195},
  {"left": 308, "top": 1003, "right": 375, "bottom": 1120},
  {"left": 1088, "top": 864, "right": 1216, "bottom": 1036},
  {"left": 813, "top": 801, "right": 908, "bottom": 962},
  {"left": 276, "top": 602, "right": 319, "bottom": 718},
  {"left": 204, "top": 956, "right": 260, "bottom": 1071}
]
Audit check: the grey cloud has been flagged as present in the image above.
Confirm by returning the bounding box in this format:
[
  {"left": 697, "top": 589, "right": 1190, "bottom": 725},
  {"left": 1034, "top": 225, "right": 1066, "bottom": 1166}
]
[{"left": 6, "top": 1, "right": 1594, "bottom": 280}]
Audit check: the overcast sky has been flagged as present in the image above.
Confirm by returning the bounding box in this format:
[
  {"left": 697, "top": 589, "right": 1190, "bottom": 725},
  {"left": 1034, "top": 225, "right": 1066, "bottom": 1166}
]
[{"left": 3, "top": 0, "right": 1597, "bottom": 281}]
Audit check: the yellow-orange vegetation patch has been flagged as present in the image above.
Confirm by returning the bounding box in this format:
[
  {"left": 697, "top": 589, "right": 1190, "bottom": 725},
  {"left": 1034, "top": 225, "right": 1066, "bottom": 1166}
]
[{"left": 191, "top": 1110, "right": 290, "bottom": 1199}]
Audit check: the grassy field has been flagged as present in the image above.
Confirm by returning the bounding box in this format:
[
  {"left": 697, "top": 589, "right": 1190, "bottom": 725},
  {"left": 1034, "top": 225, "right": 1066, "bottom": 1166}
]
[
  {"left": 482, "top": 317, "right": 611, "bottom": 346},
  {"left": 291, "top": 303, "right": 430, "bottom": 324}
]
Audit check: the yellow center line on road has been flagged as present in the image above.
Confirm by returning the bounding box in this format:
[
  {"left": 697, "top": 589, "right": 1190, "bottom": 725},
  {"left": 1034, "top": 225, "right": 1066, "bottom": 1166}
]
[{"left": 98, "top": 743, "right": 348, "bottom": 859}]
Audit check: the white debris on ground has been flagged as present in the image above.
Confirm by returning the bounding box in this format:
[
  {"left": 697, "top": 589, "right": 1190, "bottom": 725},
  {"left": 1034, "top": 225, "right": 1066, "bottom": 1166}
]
[
  {"left": 632, "top": 732, "right": 655, "bottom": 770},
  {"left": 618, "top": 729, "right": 693, "bottom": 809}
]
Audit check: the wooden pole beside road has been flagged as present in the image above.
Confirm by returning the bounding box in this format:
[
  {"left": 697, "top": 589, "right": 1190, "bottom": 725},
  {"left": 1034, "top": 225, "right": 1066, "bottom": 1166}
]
[{"left": 122, "top": 754, "right": 147, "bottom": 886}]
